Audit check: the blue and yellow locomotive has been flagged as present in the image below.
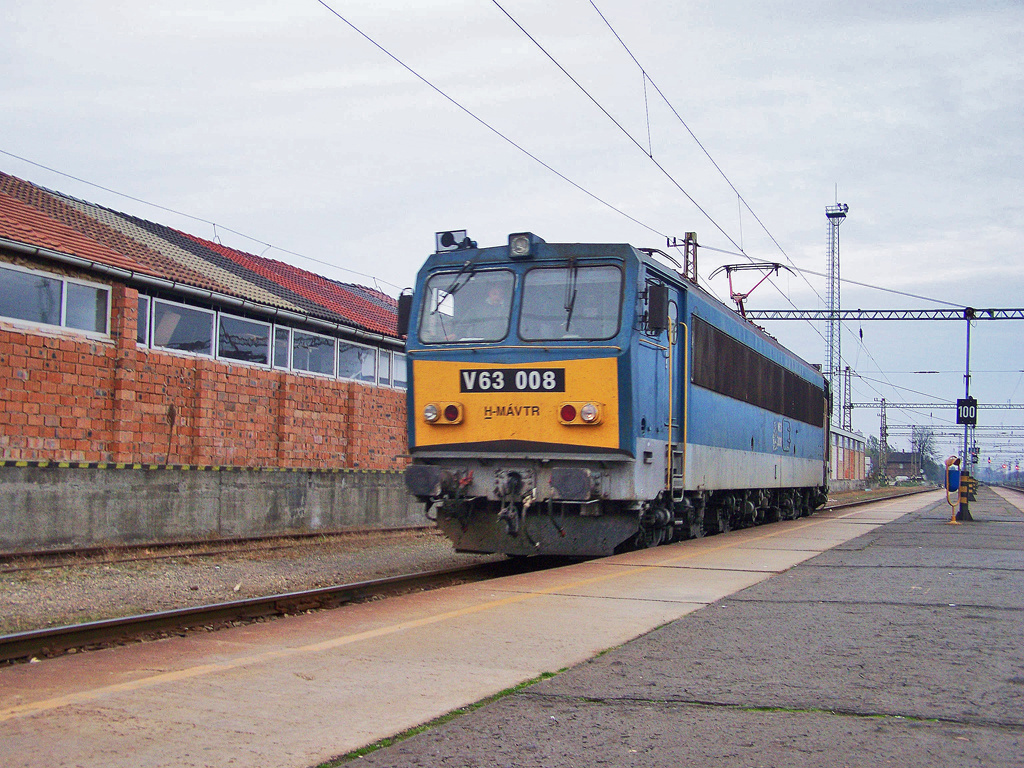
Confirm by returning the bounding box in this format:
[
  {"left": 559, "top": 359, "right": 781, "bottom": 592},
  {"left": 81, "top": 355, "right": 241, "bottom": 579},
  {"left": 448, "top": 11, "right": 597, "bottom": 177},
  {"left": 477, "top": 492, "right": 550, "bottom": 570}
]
[{"left": 399, "top": 231, "right": 829, "bottom": 557}]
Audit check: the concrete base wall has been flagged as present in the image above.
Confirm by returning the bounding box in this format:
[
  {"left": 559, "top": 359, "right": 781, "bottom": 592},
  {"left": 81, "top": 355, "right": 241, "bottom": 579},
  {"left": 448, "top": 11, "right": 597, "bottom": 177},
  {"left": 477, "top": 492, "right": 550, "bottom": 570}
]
[
  {"left": 829, "top": 478, "right": 868, "bottom": 493},
  {"left": 0, "top": 464, "right": 425, "bottom": 553}
]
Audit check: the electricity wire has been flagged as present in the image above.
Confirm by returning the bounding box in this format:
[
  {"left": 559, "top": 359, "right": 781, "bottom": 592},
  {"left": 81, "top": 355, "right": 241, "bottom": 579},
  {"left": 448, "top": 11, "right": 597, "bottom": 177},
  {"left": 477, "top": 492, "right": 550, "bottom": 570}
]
[
  {"left": 314, "top": 0, "right": 669, "bottom": 244},
  {"left": 489, "top": 0, "right": 740, "bottom": 253},
  {"left": 487, "top": 0, "right": 824, "bottom": 348},
  {"left": 586, "top": 1, "right": 825, "bottom": 305},
  {"left": 0, "top": 148, "right": 401, "bottom": 292}
]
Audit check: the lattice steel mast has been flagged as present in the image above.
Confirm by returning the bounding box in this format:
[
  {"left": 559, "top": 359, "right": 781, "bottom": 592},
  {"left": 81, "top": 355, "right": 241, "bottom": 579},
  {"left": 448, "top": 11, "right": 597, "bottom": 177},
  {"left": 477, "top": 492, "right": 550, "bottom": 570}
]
[
  {"left": 879, "top": 397, "right": 888, "bottom": 480},
  {"left": 843, "top": 365, "right": 853, "bottom": 431},
  {"left": 825, "top": 202, "right": 849, "bottom": 426}
]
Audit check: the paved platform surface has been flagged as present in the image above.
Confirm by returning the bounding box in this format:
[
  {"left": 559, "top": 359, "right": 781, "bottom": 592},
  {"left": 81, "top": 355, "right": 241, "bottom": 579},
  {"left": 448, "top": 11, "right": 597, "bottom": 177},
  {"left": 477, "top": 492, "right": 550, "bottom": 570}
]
[
  {"left": 356, "top": 486, "right": 1024, "bottom": 768},
  {"left": 2, "top": 488, "right": 1019, "bottom": 767}
]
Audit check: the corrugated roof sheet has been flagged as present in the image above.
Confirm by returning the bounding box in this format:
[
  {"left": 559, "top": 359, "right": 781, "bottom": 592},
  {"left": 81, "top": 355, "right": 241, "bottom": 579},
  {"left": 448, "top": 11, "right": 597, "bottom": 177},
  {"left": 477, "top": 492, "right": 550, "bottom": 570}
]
[{"left": 0, "top": 171, "right": 399, "bottom": 339}]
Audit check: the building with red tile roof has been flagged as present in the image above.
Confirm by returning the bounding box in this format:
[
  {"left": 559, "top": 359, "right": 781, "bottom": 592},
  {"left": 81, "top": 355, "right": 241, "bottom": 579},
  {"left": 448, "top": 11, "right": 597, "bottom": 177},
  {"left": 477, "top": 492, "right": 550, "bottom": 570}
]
[{"left": 0, "top": 170, "right": 408, "bottom": 472}]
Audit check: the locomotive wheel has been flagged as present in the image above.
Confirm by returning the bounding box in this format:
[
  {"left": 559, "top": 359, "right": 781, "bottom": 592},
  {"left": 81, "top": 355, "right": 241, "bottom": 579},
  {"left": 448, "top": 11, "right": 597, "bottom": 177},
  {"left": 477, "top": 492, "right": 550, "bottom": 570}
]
[
  {"left": 799, "top": 490, "right": 814, "bottom": 516},
  {"left": 706, "top": 505, "right": 731, "bottom": 534},
  {"left": 779, "top": 492, "right": 796, "bottom": 520},
  {"left": 682, "top": 496, "right": 706, "bottom": 539},
  {"left": 715, "top": 507, "right": 732, "bottom": 533},
  {"left": 636, "top": 504, "right": 670, "bottom": 548},
  {"left": 686, "top": 506, "right": 705, "bottom": 539},
  {"left": 705, "top": 494, "right": 735, "bottom": 535},
  {"left": 634, "top": 524, "right": 665, "bottom": 548}
]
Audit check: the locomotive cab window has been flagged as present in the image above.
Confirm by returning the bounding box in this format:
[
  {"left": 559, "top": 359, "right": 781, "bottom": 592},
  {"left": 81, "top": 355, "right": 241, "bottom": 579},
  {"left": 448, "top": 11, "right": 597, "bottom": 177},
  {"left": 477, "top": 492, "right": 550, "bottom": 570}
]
[
  {"left": 519, "top": 264, "right": 622, "bottom": 341},
  {"left": 419, "top": 269, "right": 514, "bottom": 343}
]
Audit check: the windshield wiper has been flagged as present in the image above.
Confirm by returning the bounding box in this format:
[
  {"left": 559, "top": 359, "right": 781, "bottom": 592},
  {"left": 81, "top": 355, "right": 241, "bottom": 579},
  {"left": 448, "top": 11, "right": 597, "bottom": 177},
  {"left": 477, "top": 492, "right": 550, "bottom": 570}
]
[
  {"left": 563, "top": 260, "right": 579, "bottom": 332},
  {"left": 434, "top": 259, "right": 478, "bottom": 313}
]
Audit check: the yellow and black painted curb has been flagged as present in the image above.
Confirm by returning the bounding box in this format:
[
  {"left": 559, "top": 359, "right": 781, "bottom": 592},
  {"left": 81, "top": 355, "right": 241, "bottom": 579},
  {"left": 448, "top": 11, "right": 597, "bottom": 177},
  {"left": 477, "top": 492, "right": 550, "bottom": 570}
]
[{"left": 0, "top": 460, "right": 405, "bottom": 475}]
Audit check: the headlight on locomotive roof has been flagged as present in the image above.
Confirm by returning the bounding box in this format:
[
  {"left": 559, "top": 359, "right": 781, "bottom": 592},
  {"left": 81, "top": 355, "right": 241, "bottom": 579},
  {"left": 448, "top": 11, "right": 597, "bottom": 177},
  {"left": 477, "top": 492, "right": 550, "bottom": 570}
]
[
  {"left": 424, "top": 402, "right": 463, "bottom": 424},
  {"left": 558, "top": 402, "right": 603, "bottom": 425}
]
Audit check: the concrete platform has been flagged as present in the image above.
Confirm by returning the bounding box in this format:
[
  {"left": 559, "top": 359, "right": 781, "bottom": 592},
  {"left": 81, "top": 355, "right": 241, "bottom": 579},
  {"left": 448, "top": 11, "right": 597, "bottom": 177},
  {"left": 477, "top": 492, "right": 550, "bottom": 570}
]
[
  {"left": 356, "top": 486, "right": 1024, "bottom": 768},
  {"left": 0, "top": 489, "right": 976, "bottom": 767}
]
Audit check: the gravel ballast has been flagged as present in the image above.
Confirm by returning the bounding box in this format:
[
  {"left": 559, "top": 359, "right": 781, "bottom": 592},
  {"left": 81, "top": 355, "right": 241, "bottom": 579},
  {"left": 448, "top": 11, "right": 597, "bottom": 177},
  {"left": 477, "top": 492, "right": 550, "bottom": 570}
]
[{"left": 0, "top": 530, "right": 501, "bottom": 635}]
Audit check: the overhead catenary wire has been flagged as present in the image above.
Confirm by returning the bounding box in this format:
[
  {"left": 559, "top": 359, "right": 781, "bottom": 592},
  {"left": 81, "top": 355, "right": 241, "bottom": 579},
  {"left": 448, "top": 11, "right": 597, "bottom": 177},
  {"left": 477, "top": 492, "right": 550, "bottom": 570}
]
[
  {"left": 490, "top": 0, "right": 742, "bottom": 255},
  {"left": 586, "top": 1, "right": 826, "bottom": 304},
  {"left": 701, "top": 242, "right": 969, "bottom": 308},
  {"left": 315, "top": 0, "right": 670, "bottom": 246},
  {"left": 487, "top": 0, "right": 828, "bottom": 348},
  {"left": 584, "top": 2, "right": 954, "bottom": 408}
]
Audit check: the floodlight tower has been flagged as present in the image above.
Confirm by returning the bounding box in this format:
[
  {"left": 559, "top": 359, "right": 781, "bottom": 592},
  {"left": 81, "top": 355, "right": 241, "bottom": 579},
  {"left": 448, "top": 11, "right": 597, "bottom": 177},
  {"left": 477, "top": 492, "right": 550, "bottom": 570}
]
[{"left": 825, "top": 202, "right": 849, "bottom": 426}]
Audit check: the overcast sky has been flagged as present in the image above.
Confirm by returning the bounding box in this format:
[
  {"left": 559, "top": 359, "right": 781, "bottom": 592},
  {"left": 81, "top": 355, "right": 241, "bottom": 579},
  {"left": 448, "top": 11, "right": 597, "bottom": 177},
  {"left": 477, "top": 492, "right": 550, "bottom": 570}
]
[{"left": 3, "top": 1, "right": 1023, "bottom": 459}]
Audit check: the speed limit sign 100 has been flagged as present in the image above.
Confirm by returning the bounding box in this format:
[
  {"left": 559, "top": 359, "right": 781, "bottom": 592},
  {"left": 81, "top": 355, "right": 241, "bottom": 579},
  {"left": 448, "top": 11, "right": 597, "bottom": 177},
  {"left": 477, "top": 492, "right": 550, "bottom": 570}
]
[{"left": 956, "top": 397, "right": 978, "bottom": 426}]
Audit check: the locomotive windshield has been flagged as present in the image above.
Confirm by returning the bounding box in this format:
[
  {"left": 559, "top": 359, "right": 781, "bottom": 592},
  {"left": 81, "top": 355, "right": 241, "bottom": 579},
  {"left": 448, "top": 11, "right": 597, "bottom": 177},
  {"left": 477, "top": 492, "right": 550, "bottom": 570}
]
[
  {"left": 419, "top": 269, "right": 514, "bottom": 343},
  {"left": 519, "top": 264, "right": 622, "bottom": 341}
]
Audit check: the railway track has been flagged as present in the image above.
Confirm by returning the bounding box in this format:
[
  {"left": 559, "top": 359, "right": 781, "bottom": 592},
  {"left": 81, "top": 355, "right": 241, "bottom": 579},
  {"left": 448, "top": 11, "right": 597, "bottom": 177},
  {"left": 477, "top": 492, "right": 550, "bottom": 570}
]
[
  {"left": 0, "top": 525, "right": 435, "bottom": 573},
  {"left": 0, "top": 560, "right": 534, "bottom": 665},
  {"left": 0, "top": 487, "right": 936, "bottom": 665}
]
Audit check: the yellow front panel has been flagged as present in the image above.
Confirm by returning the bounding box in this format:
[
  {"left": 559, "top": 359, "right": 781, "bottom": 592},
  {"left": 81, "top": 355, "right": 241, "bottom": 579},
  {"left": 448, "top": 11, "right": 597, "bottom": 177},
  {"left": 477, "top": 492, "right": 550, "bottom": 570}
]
[{"left": 412, "top": 357, "right": 619, "bottom": 450}]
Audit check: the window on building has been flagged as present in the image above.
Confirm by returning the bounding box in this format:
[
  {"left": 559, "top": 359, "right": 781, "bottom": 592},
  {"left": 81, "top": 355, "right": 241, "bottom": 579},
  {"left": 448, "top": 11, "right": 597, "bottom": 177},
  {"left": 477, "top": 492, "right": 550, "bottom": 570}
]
[
  {"left": 393, "top": 352, "right": 407, "bottom": 389},
  {"left": 292, "top": 330, "right": 335, "bottom": 375},
  {"left": 65, "top": 283, "right": 109, "bottom": 333},
  {"left": 137, "top": 295, "right": 150, "bottom": 345},
  {"left": 135, "top": 294, "right": 402, "bottom": 388},
  {"left": 273, "top": 327, "right": 290, "bottom": 369},
  {"left": 338, "top": 341, "right": 376, "bottom": 383},
  {"left": 0, "top": 265, "right": 62, "bottom": 325},
  {"left": 0, "top": 263, "right": 110, "bottom": 335},
  {"left": 152, "top": 300, "right": 215, "bottom": 356},
  {"left": 218, "top": 314, "right": 271, "bottom": 365}
]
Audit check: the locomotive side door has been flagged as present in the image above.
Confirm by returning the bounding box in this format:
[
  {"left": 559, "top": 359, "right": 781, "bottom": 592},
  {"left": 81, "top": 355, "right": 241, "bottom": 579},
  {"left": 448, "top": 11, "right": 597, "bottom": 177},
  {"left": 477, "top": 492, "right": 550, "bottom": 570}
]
[{"left": 666, "top": 288, "right": 687, "bottom": 500}]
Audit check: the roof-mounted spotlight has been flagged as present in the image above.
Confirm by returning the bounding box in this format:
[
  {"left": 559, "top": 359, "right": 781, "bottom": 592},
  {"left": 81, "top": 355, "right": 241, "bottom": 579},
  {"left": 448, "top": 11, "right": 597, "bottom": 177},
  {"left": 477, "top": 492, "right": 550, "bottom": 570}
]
[
  {"left": 435, "top": 230, "right": 476, "bottom": 253},
  {"left": 508, "top": 232, "right": 544, "bottom": 260}
]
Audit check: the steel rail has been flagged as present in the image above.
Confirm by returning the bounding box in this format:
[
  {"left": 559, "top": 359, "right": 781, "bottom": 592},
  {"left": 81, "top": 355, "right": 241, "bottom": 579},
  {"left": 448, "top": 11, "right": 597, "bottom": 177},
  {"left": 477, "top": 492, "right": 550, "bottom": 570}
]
[
  {"left": 0, "top": 526, "right": 435, "bottom": 572},
  {"left": 0, "top": 561, "right": 524, "bottom": 664}
]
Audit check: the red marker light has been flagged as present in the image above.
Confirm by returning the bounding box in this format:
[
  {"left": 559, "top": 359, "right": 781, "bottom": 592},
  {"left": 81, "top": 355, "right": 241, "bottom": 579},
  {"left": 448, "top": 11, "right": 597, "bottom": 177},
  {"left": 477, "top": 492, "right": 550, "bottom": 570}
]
[
  {"left": 560, "top": 404, "right": 577, "bottom": 422},
  {"left": 444, "top": 404, "right": 460, "bottom": 422}
]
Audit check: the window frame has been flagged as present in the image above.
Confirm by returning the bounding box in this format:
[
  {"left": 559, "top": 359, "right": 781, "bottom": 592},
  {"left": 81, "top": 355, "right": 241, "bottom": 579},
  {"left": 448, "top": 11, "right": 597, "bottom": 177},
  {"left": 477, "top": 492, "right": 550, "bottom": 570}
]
[
  {"left": 132, "top": 294, "right": 405, "bottom": 389},
  {"left": 272, "top": 326, "right": 292, "bottom": 370},
  {"left": 418, "top": 268, "right": 516, "bottom": 345},
  {"left": 136, "top": 294, "right": 151, "bottom": 346},
  {"left": 337, "top": 340, "right": 378, "bottom": 384},
  {"left": 518, "top": 263, "right": 624, "bottom": 342},
  {"left": 392, "top": 352, "right": 407, "bottom": 390},
  {"left": 216, "top": 311, "right": 272, "bottom": 367},
  {"left": 290, "top": 328, "right": 337, "bottom": 377},
  {"left": 0, "top": 261, "right": 111, "bottom": 338},
  {"left": 150, "top": 298, "right": 217, "bottom": 358}
]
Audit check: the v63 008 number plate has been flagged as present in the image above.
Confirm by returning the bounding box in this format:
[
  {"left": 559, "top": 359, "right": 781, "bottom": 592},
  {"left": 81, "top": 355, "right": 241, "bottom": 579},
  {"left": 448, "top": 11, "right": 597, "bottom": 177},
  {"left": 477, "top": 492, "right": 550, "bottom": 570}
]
[{"left": 460, "top": 368, "right": 565, "bottom": 393}]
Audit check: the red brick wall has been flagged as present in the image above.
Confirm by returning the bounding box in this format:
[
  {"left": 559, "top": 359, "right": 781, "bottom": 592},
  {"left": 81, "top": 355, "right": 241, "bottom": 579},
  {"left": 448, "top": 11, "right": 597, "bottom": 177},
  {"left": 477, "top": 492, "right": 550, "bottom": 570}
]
[{"left": 0, "top": 283, "right": 408, "bottom": 470}]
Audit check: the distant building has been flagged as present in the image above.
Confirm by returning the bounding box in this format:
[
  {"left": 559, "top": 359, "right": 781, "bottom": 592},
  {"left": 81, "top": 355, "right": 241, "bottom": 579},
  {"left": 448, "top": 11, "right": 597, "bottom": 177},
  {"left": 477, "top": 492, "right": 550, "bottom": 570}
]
[
  {"left": 885, "top": 451, "right": 921, "bottom": 482},
  {"left": 830, "top": 426, "right": 867, "bottom": 492}
]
